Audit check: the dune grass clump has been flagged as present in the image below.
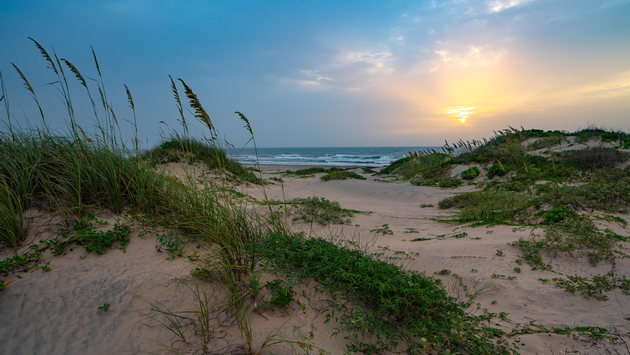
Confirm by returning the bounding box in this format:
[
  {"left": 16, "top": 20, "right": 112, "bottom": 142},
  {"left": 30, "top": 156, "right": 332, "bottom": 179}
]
[
  {"left": 284, "top": 167, "right": 332, "bottom": 175},
  {"left": 393, "top": 153, "right": 449, "bottom": 180},
  {"left": 0, "top": 130, "right": 171, "bottom": 252},
  {"left": 378, "top": 157, "right": 408, "bottom": 175},
  {"left": 560, "top": 147, "right": 629, "bottom": 170},
  {"left": 438, "top": 190, "right": 532, "bottom": 223},
  {"left": 145, "top": 138, "right": 262, "bottom": 184},
  {"left": 261, "top": 234, "right": 513, "bottom": 354},
  {"left": 320, "top": 170, "right": 366, "bottom": 181},
  {"left": 289, "top": 196, "right": 361, "bottom": 226},
  {"left": 539, "top": 181, "right": 630, "bottom": 213}
]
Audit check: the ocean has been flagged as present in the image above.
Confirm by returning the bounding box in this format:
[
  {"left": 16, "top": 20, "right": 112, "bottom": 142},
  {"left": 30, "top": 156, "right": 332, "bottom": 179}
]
[{"left": 230, "top": 147, "right": 439, "bottom": 167}]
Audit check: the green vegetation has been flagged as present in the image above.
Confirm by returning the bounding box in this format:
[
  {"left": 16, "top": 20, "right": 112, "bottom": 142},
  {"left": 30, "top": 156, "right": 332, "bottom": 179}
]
[
  {"left": 370, "top": 223, "right": 393, "bottom": 235},
  {"left": 145, "top": 138, "right": 261, "bottom": 184},
  {"left": 438, "top": 190, "right": 532, "bottom": 223},
  {"left": 378, "top": 157, "right": 408, "bottom": 175},
  {"left": 0, "top": 251, "right": 44, "bottom": 273},
  {"left": 461, "top": 166, "right": 481, "bottom": 180},
  {"left": 487, "top": 162, "right": 507, "bottom": 179},
  {"left": 552, "top": 271, "right": 630, "bottom": 301},
  {"left": 289, "top": 196, "right": 362, "bottom": 226},
  {"left": 261, "top": 234, "right": 513, "bottom": 354},
  {"left": 281, "top": 167, "right": 368, "bottom": 181},
  {"left": 284, "top": 166, "right": 332, "bottom": 175},
  {"left": 320, "top": 170, "right": 366, "bottom": 181},
  {"left": 438, "top": 176, "right": 462, "bottom": 188},
  {"left": 267, "top": 279, "right": 295, "bottom": 308}
]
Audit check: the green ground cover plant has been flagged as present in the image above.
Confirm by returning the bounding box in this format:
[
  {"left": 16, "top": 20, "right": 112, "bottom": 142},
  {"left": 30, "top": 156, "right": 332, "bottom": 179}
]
[
  {"left": 370, "top": 223, "right": 393, "bottom": 235},
  {"left": 261, "top": 233, "right": 513, "bottom": 354},
  {"left": 0, "top": 251, "right": 44, "bottom": 273},
  {"left": 511, "top": 214, "right": 628, "bottom": 273},
  {"left": 552, "top": 271, "right": 630, "bottom": 301},
  {"left": 31, "top": 219, "right": 131, "bottom": 256}
]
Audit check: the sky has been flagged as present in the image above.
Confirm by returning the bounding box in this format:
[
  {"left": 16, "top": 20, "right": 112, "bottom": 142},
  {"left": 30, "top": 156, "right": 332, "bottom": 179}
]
[{"left": 1, "top": 0, "right": 629, "bottom": 148}]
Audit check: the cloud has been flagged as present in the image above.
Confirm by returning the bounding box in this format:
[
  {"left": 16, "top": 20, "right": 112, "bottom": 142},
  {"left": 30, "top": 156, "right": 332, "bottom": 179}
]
[
  {"left": 286, "top": 49, "right": 394, "bottom": 91},
  {"left": 431, "top": 45, "right": 505, "bottom": 71},
  {"left": 300, "top": 70, "right": 333, "bottom": 81},
  {"left": 487, "top": 0, "right": 534, "bottom": 13}
]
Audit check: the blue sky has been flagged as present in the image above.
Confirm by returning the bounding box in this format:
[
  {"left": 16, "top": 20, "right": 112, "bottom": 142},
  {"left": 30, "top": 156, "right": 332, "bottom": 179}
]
[{"left": 1, "top": 0, "right": 629, "bottom": 147}]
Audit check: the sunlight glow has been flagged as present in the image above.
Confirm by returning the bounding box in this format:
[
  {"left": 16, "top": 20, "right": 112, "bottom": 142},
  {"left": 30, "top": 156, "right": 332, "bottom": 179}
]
[{"left": 446, "top": 106, "right": 476, "bottom": 123}]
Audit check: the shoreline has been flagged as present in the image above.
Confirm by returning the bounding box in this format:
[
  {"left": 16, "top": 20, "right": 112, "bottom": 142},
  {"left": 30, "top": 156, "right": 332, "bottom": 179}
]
[{"left": 243, "top": 163, "right": 376, "bottom": 173}]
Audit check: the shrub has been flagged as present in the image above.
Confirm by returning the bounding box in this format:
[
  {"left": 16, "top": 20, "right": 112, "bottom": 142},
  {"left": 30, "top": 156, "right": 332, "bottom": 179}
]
[
  {"left": 542, "top": 206, "right": 575, "bottom": 225},
  {"left": 488, "top": 163, "right": 506, "bottom": 177},
  {"left": 461, "top": 166, "right": 481, "bottom": 180}
]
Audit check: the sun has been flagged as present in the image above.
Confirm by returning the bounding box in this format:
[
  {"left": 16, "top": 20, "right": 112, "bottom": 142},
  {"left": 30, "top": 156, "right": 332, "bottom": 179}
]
[{"left": 446, "top": 106, "right": 476, "bottom": 123}]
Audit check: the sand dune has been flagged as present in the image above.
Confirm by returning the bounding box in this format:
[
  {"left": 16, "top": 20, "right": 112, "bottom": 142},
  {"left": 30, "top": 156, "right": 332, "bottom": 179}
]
[{"left": 1, "top": 164, "right": 629, "bottom": 354}]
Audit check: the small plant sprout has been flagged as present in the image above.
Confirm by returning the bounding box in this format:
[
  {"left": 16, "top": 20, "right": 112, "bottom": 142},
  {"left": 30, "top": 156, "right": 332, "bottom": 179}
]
[
  {"left": 496, "top": 249, "right": 504, "bottom": 257},
  {"left": 514, "top": 267, "right": 521, "bottom": 273},
  {"left": 98, "top": 303, "right": 110, "bottom": 312},
  {"left": 491, "top": 300, "right": 497, "bottom": 304}
]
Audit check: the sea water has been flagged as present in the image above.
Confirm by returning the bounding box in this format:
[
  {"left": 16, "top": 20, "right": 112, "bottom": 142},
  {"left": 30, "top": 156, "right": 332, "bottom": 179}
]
[{"left": 230, "top": 147, "right": 439, "bottom": 167}]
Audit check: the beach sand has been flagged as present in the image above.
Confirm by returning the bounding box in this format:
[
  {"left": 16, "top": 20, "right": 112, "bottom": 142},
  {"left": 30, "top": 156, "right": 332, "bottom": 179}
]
[{"left": 1, "top": 164, "right": 629, "bottom": 354}]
